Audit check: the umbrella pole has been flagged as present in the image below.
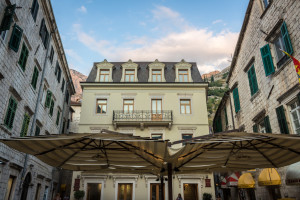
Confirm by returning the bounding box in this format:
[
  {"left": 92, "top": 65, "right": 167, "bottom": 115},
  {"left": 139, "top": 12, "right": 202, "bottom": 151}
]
[
  {"left": 168, "top": 163, "right": 173, "bottom": 200},
  {"left": 160, "top": 175, "right": 164, "bottom": 200}
]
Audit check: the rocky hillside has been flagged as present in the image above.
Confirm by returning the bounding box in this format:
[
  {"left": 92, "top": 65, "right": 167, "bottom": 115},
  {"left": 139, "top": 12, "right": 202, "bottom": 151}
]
[
  {"left": 70, "top": 69, "right": 87, "bottom": 102},
  {"left": 201, "top": 70, "right": 220, "bottom": 79}
]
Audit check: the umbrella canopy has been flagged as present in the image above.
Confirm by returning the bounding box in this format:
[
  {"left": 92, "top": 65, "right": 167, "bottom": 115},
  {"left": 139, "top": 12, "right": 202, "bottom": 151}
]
[
  {"left": 170, "top": 131, "right": 300, "bottom": 173},
  {"left": 0, "top": 130, "right": 168, "bottom": 174}
]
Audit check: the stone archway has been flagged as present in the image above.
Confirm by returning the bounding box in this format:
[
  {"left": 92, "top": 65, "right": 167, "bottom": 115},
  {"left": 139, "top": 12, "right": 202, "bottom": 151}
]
[{"left": 21, "top": 172, "right": 32, "bottom": 200}]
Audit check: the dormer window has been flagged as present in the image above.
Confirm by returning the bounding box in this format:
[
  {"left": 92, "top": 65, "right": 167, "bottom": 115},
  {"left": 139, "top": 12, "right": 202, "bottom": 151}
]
[
  {"left": 95, "top": 59, "right": 114, "bottom": 82},
  {"left": 99, "top": 69, "right": 110, "bottom": 82},
  {"left": 148, "top": 59, "right": 166, "bottom": 82},
  {"left": 125, "top": 69, "right": 135, "bottom": 82},
  {"left": 121, "top": 60, "right": 138, "bottom": 82},
  {"left": 178, "top": 69, "right": 189, "bottom": 82},
  {"left": 175, "top": 59, "right": 193, "bottom": 82},
  {"left": 152, "top": 69, "right": 162, "bottom": 82}
]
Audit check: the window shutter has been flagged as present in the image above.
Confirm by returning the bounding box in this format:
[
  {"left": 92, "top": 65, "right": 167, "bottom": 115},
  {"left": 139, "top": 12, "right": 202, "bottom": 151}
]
[
  {"left": 253, "top": 124, "right": 258, "bottom": 133},
  {"left": 31, "top": 0, "right": 39, "bottom": 22},
  {"left": 276, "top": 105, "right": 289, "bottom": 134},
  {"left": 9, "top": 24, "right": 23, "bottom": 52},
  {"left": 0, "top": 4, "right": 16, "bottom": 32},
  {"left": 248, "top": 65, "right": 258, "bottom": 95},
  {"left": 18, "top": 43, "right": 29, "bottom": 71},
  {"left": 49, "top": 99, "right": 54, "bottom": 116},
  {"left": 56, "top": 110, "right": 60, "bottom": 126},
  {"left": 45, "top": 90, "right": 52, "bottom": 108},
  {"left": 281, "top": 22, "right": 293, "bottom": 55},
  {"left": 39, "top": 19, "right": 45, "bottom": 38},
  {"left": 61, "top": 79, "right": 65, "bottom": 92},
  {"left": 233, "top": 87, "right": 241, "bottom": 113},
  {"left": 20, "top": 113, "right": 30, "bottom": 137},
  {"left": 58, "top": 68, "right": 61, "bottom": 83},
  {"left": 260, "top": 44, "right": 275, "bottom": 76},
  {"left": 35, "top": 126, "right": 40, "bottom": 136},
  {"left": 4, "top": 97, "right": 18, "bottom": 129},
  {"left": 264, "top": 115, "right": 272, "bottom": 133},
  {"left": 31, "top": 67, "right": 39, "bottom": 89}
]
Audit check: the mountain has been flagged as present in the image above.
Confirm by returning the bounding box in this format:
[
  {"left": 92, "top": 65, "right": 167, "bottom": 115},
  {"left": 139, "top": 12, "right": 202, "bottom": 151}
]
[
  {"left": 70, "top": 69, "right": 87, "bottom": 102},
  {"left": 201, "top": 70, "right": 220, "bottom": 79}
]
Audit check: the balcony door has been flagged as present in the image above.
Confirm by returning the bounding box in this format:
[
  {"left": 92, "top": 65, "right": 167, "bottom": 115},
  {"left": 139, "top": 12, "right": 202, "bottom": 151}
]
[
  {"left": 118, "top": 183, "right": 133, "bottom": 200},
  {"left": 152, "top": 99, "right": 162, "bottom": 120},
  {"left": 123, "top": 99, "right": 134, "bottom": 113},
  {"left": 150, "top": 183, "right": 165, "bottom": 200}
]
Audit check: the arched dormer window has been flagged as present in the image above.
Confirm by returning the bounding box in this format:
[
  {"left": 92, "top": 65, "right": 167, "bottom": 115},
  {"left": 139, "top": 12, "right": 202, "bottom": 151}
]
[
  {"left": 95, "top": 59, "right": 114, "bottom": 82},
  {"left": 121, "top": 59, "right": 138, "bottom": 82},
  {"left": 175, "top": 59, "right": 193, "bottom": 82},
  {"left": 148, "top": 59, "right": 166, "bottom": 82}
]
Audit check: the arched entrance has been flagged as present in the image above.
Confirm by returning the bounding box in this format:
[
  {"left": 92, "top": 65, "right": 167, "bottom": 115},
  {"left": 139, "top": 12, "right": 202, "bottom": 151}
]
[{"left": 21, "top": 173, "right": 32, "bottom": 200}]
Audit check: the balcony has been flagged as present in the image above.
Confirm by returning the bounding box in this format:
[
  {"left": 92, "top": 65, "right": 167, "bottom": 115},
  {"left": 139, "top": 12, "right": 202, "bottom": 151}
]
[{"left": 113, "top": 110, "right": 173, "bottom": 130}]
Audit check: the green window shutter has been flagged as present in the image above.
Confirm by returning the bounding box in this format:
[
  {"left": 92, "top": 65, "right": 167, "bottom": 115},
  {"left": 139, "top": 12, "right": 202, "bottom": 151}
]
[
  {"left": 253, "top": 124, "right": 258, "bottom": 133},
  {"left": 260, "top": 44, "right": 275, "bottom": 76},
  {"left": 61, "top": 78, "right": 65, "bottom": 92},
  {"left": 31, "top": 0, "right": 39, "bottom": 22},
  {"left": 264, "top": 115, "right": 272, "bottom": 133},
  {"left": 247, "top": 65, "right": 259, "bottom": 96},
  {"left": 18, "top": 43, "right": 29, "bottom": 71},
  {"left": 276, "top": 105, "right": 289, "bottom": 134},
  {"left": 233, "top": 87, "right": 241, "bottom": 113},
  {"left": 4, "top": 97, "right": 18, "bottom": 129},
  {"left": 297, "top": 92, "right": 300, "bottom": 105},
  {"left": 0, "top": 4, "right": 16, "bottom": 32},
  {"left": 49, "top": 99, "right": 54, "bottom": 116},
  {"left": 224, "top": 107, "right": 228, "bottom": 126},
  {"left": 20, "top": 113, "right": 30, "bottom": 137},
  {"left": 9, "top": 24, "right": 23, "bottom": 52},
  {"left": 31, "top": 67, "right": 39, "bottom": 89},
  {"left": 56, "top": 110, "right": 60, "bottom": 126},
  {"left": 35, "top": 126, "right": 40, "bottom": 136},
  {"left": 45, "top": 90, "right": 52, "bottom": 108},
  {"left": 281, "top": 22, "right": 293, "bottom": 55}
]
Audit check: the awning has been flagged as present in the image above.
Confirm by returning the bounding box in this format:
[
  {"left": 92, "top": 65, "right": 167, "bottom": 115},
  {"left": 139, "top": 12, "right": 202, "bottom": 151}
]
[
  {"left": 226, "top": 172, "right": 240, "bottom": 187},
  {"left": 238, "top": 173, "right": 255, "bottom": 188},
  {"left": 286, "top": 161, "right": 300, "bottom": 185},
  {"left": 258, "top": 168, "right": 281, "bottom": 186},
  {"left": 220, "top": 177, "right": 227, "bottom": 188}
]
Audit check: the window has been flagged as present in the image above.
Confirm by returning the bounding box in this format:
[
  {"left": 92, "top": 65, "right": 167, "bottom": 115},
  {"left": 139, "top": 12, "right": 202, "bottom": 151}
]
[
  {"left": 20, "top": 113, "right": 30, "bottom": 137},
  {"left": 150, "top": 183, "right": 164, "bottom": 200},
  {"left": 276, "top": 105, "right": 290, "bottom": 134},
  {"left": 34, "top": 183, "right": 41, "bottom": 200},
  {"left": 4, "top": 97, "right": 18, "bottom": 129},
  {"left": 65, "top": 90, "right": 69, "bottom": 104},
  {"left": 61, "top": 78, "right": 65, "bottom": 92},
  {"left": 256, "top": 116, "right": 272, "bottom": 133},
  {"left": 152, "top": 99, "right": 162, "bottom": 114},
  {"left": 45, "top": 90, "right": 52, "bottom": 108},
  {"left": 1, "top": 30, "right": 7, "bottom": 40},
  {"left": 123, "top": 99, "right": 134, "bottom": 113},
  {"left": 261, "top": 0, "right": 269, "bottom": 9},
  {"left": 96, "top": 99, "right": 107, "bottom": 114},
  {"left": 178, "top": 69, "right": 189, "bottom": 82},
  {"left": 31, "top": 67, "right": 39, "bottom": 89},
  {"left": 151, "top": 133, "right": 163, "bottom": 140},
  {"left": 180, "top": 99, "right": 191, "bottom": 114},
  {"left": 0, "top": 4, "right": 16, "bottom": 32},
  {"left": 49, "top": 99, "right": 54, "bottom": 116},
  {"left": 152, "top": 69, "right": 162, "bottom": 82},
  {"left": 42, "top": 186, "right": 49, "bottom": 200},
  {"left": 289, "top": 100, "right": 300, "bottom": 134},
  {"left": 49, "top": 46, "right": 54, "bottom": 63},
  {"left": 260, "top": 44, "right": 275, "bottom": 76},
  {"left": 55, "top": 62, "right": 61, "bottom": 82},
  {"left": 39, "top": 19, "right": 49, "bottom": 48},
  {"left": 182, "top": 134, "right": 193, "bottom": 145},
  {"left": 4, "top": 176, "right": 15, "bottom": 200},
  {"left": 31, "top": 0, "right": 39, "bottom": 22},
  {"left": 125, "top": 69, "right": 135, "bottom": 82},
  {"left": 35, "top": 125, "right": 40, "bottom": 136},
  {"left": 56, "top": 110, "right": 60, "bottom": 126},
  {"left": 9, "top": 24, "right": 23, "bottom": 52},
  {"left": 117, "top": 183, "right": 133, "bottom": 200},
  {"left": 18, "top": 43, "right": 29, "bottom": 71},
  {"left": 99, "top": 69, "right": 110, "bottom": 82},
  {"left": 233, "top": 87, "right": 241, "bottom": 113},
  {"left": 247, "top": 65, "right": 258, "bottom": 96}
]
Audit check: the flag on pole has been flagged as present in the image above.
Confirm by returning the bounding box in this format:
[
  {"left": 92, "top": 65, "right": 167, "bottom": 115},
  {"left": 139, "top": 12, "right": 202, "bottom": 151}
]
[{"left": 281, "top": 49, "right": 300, "bottom": 84}]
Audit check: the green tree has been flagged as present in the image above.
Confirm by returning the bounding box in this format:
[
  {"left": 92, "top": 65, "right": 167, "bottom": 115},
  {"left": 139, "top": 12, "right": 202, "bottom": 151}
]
[{"left": 211, "top": 75, "right": 214, "bottom": 82}]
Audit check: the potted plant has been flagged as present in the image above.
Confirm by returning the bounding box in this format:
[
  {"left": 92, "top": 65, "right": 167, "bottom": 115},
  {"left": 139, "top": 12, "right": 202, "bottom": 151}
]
[
  {"left": 74, "top": 190, "right": 85, "bottom": 200},
  {"left": 203, "top": 193, "right": 212, "bottom": 200}
]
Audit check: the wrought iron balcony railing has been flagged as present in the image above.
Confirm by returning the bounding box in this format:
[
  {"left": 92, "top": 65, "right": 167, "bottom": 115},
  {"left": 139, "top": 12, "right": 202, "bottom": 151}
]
[{"left": 113, "top": 110, "right": 173, "bottom": 122}]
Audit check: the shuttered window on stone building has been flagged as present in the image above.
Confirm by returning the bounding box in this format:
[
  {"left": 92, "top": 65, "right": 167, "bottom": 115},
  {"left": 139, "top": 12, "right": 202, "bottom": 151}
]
[
  {"left": 260, "top": 44, "right": 275, "bottom": 76},
  {"left": 61, "top": 78, "right": 65, "bottom": 92},
  {"left": 253, "top": 124, "right": 258, "bottom": 133},
  {"left": 9, "top": 24, "right": 23, "bottom": 52},
  {"left": 55, "top": 62, "right": 61, "bottom": 83},
  {"left": 233, "top": 87, "right": 241, "bottom": 113},
  {"left": 35, "top": 125, "right": 40, "bottom": 136},
  {"left": 18, "top": 43, "right": 29, "bottom": 71},
  {"left": 281, "top": 22, "right": 293, "bottom": 55},
  {"left": 39, "top": 19, "right": 49, "bottom": 48},
  {"left": 276, "top": 105, "right": 289, "bottom": 134},
  {"left": 49, "top": 99, "right": 55, "bottom": 116},
  {"left": 31, "top": 67, "right": 39, "bottom": 89},
  {"left": 20, "top": 113, "right": 30, "bottom": 137},
  {"left": 0, "top": 4, "right": 16, "bottom": 32},
  {"left": 264, "top": 115, "right": 272, "bottom": 133},
  {"left": 56, "top": 110, "right": 60, "bottom": 126},
  {"left": 247, "top": 65, "right": 259, "bottom": 96},
  {"left": 4, "top": 97, "right": 18, "bottom": 129},
  {"left": 31, "top": 0, "right": 39, "bottom": 22},
  {"left": 45, "top": 90, "right": 52, "bottom": 108}
]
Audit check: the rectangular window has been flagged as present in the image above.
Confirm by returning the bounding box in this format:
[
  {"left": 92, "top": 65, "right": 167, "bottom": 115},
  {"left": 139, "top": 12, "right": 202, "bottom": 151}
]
[
  {"left": 56, "top": 110, "right": 60, "bottom": 126},
  {"left": 61, "top": 78, "right": 65, "bottom": 92},
  {"left": 289, "top": 100, "right": 300, "bottom": 134},
  {"left": 39, "top": 19, "right": 49, "bottom": 48},
  {"left": 43, "top": 186, "right": 49, "bottom": 200},
  {"left": 99, "top": 69, "right": 110, "bottom": 82},
  {"left": 34, "top": 183, "right": 41, "bottom": 200},
  {"left": 125, "top": 69, "right": 135, "bottom": 82},
  {"left": 253, "top": 124, "right": 258, "bottom": 133},
  {"left": 151, "top": 133, "right": 163, "bottom": 140},
  {"left": 20, "top": 113, "right": 30, "bottom": 137},
  {"left": 247, "top": 65, "right": 259, "bottom": 96},
  {"left": 4, "top": 176, "right": 15, "bottom": 200},
  {"left": 182, "top": 134, "right": 193, "bottom": 145},
  {"left": 96, "top": 99, "right": 107, "bottom": 114},
  {"left": 31, "top": 0, "right": 39, "bottom": 22},
  {"left": 276, "top": 105, "right": 290, "bottom": 134},
  {"left": 55, "top": 62, "right": 61, "bottom": 82},
  {"left": 49, "top": 99, "right": 54, "bottom": 116},
  {"left": 123, "top": 99, "right": 134, "bottom": 113},
  {"left": 233, "top": 87, "right": 241, "bottom": 113},
  {"left": 180, "top": 99, "right": 191, "bottom": 114},
  {"left": 31, "top": 67, "right": 39, "bottom": 89},
  {"left": 262, "top": 0, "right": 269, "bottom": 9},
  {"left": 18, "top": 43, "right": 29, "bottom": 71},
  {"left": 0, "top": 4, "right": 16, "bottom": 32},
  {"left": 49, "top": 46, "right": 54, "bottom": 63},
  {"left": 150, "top": 183, "right": 165, "bottom": 200},
  {"left": 1, "top": 30, "right": 7, "bottom": 40},
  {"left": 4, "top": 97, "right": 18, "bottom": 129},
  {"left": 178, "top": 69, "right": 189, "bottom": 82},
  {"left": 45, "top": 90, "right": 52, "bottom": 108},
  {"left": 152, "top": 69, "right": 162, "bottom": 82},
  {"left": 118, "top": 183, "right": 133, "bottom": 200},
  {"left": 35, "top": 125, "right": 40, "bottom": 136},
  {"left": 9, "top": 24, "right": 23, "bottom": 52},
  {"left": 260, "top": 44, "right": 275, "bottom": 76}
]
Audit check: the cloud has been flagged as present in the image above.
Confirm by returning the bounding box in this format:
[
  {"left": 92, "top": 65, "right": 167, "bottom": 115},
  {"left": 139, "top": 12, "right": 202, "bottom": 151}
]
[
  {"left": 77, "top": 6, "right": 87, "bottom": 13},
  {"left": 65, "top": 49, "right": 83, "bottom": 63},
  {"left": 212, "top": 19, "right": 223, "bottom": 24}
]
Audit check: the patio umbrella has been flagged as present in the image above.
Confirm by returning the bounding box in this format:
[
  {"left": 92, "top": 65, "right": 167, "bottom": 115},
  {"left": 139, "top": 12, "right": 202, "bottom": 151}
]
[
  {"left": 0, "top": 129, "right": 168, "bottom": 174},
  {"left": 169, "top": 131, "right": 300, "bottom": 173}
]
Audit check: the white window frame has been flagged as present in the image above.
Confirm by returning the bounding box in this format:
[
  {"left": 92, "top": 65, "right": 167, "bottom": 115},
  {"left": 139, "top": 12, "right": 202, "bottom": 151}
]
[
  {"left": 148, "top": 59, "right": 166, "bottom": 82},
  {"left": 288, "top": 100, "right": 300, "bottom": 134}
]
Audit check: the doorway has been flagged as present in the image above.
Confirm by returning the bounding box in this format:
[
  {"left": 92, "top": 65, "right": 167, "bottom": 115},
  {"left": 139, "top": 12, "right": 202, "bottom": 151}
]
[
  {"left": 21, "top": 173, "right": 31, "bottom": 200},
  {"left": 87, "top": 183, "right": 102, "bottom": 200},
  {"left": 152, "top": 99, "right": 162, "bottom": 120},
  {"left": 118, "top": 183, "right": 133, "bottom": 200},
  {"left": 150, "top": 183, "right": 165, "bottom": 200},
  {"left": 183, "top": 184, "right": 198, "bottom": 200}
]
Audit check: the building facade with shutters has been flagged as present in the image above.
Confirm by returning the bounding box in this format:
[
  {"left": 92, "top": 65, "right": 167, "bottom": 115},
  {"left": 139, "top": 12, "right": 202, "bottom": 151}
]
[
  {"left": 70, "top": 59, "right": 215, "bottom": 200},
  {"left": 0, "top": 0, "right": 75, "bottom": 200},
  {"left": 213, "top": 0, "right": 300, "bottom": 199}
]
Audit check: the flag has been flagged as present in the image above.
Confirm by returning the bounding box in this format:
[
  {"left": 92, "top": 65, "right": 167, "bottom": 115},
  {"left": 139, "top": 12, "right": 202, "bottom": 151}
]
[{"left": 281, "top": 49, "right": 300, "bottom": 84}]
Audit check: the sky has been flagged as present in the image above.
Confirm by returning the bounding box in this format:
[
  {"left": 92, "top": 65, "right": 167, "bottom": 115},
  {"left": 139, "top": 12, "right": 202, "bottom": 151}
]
[{"left": 51, "top": 0, "right": 249, "bottom": 76}]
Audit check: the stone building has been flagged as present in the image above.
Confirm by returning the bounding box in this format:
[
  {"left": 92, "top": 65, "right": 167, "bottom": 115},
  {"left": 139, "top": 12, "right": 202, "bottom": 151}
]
[
  {"left": 213, "top": 0, "right": 300, "bottom": 199},
  {"left": 0, "top": 0, "right": 75, "bottom": 199},
  {"left": 70, "top": 59, "right": 215, "bottom": 200}
]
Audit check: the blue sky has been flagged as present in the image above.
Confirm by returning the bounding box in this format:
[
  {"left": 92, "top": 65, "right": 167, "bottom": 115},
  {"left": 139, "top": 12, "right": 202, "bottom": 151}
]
[{"left": 51, "top": 0, "right": 249, "bottom": 75}]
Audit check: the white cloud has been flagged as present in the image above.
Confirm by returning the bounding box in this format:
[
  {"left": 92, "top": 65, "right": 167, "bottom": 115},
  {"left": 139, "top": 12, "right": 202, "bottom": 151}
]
[
  {"left": 77, "top": 6, "right": 87, "bottom": 13},
  {"left": 65, "top": 49, "right": 83, "bottom": 63},
  {"left": 212, "top": 19, "right": 223, "bottom": 24}
]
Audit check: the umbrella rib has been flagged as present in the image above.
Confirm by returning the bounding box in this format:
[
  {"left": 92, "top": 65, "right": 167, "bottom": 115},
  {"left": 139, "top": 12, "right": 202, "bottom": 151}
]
[
  {"left": 257, "top": 139, "right": 300, "bottom": 155},
  {"left": 224, "top": 142, "right": 236, "bottom": 167},
  {"left": 57, "top": 139, "right": 95, "bottom": 167},
  {"left": 100, "top": 140, "right": 110, "bottom": 167},
  {"left": 249, "top": 141, "right": 278, "bottom": 168}
]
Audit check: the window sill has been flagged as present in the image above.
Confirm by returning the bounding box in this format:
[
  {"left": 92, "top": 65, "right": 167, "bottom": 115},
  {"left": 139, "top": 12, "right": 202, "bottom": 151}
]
[
  {"left": 250, "top": 90, "right": 260, "bottom": 102},
  {"left": 0, "top": 125, "right": 12, "bottom": 136},
  {"left": 272, "top": 58, "right": 292, "bottom": 78}
]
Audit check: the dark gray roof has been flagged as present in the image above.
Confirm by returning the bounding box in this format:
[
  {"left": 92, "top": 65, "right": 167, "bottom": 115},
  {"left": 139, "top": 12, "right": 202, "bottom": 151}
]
[{"left": 86, "top": 61, "right": 203, "bottom": 83}]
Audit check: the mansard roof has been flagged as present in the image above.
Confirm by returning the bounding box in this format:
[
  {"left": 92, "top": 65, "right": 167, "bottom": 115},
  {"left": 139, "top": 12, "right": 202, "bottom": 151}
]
[{"left": 86, "top": 60, "right": 204, "bottom": 83}]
